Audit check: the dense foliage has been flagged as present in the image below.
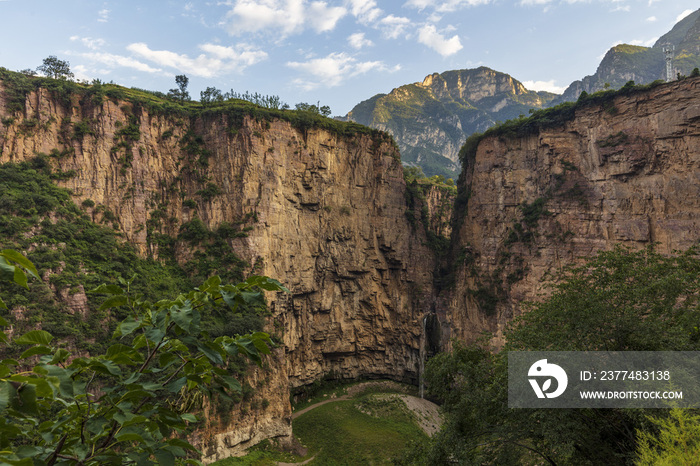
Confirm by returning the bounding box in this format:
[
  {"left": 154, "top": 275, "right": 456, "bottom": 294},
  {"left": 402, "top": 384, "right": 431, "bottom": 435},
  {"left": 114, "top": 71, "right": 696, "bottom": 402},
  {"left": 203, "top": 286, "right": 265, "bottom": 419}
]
[
  {"left": 0, "top": 249, "right": 287, "bottom": 465},
  {"left": 0, "top": 158, "right": 261, "bottom": 354},
  {"left": 402, "top": 166, "right": 455, "bottom": 259},
  {"left": 422, "top": 246, "right": 700, "bottom": 465}
]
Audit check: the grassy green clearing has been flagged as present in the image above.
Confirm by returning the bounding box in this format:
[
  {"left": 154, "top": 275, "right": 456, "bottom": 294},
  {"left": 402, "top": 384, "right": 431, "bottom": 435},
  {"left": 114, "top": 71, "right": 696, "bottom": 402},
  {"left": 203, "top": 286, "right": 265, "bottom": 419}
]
[
  {"left": 220, "top": 383, "right": 428, "bottom": 465},
  {"left": 291, "top": 379, "right": 415, "bottom": 412},
  {"left": 292, "top": 393, "right": 428, "bottom": 465},
  {"left": 211, "top": 439, "right": 309, "bottom": 465}
]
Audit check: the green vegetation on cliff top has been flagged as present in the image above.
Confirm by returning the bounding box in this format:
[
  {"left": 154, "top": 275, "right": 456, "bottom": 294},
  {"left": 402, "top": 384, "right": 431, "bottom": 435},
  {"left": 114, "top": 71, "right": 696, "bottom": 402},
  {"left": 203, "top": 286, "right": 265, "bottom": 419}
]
[
  {"left": 0, "top": 67, "right": 393, "bottom": 144},
  {"left": 458, "top": 78, "right": 674, "bottom": 164}
]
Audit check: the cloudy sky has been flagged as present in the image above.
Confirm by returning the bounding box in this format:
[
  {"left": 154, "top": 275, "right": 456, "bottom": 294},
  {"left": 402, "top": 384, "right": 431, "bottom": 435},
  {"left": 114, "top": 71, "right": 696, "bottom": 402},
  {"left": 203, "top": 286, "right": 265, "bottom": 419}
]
[{"left": 0, "top": 1, "right": 697, "bottom": 115}]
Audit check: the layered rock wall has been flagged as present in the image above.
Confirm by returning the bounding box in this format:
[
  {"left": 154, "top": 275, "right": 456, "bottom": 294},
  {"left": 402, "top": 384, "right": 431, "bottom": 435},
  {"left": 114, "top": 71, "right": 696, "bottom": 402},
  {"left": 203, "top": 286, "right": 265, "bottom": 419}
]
[
  {"left": 447, "top": 77, "right": 700, "bottom": 346},
  {"left": 0, "top": 84, "right": 436, "bottom": 459}
]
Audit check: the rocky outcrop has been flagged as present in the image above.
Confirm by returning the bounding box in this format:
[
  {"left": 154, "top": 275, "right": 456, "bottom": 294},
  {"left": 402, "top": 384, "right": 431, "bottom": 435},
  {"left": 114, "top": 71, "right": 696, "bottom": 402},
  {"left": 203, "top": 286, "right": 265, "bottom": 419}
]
[
  {"left": 0, "top": 83, "right": 436, "bottom": 459},
  {"left": 195, "top": 349, "right": 293, "bottom": 463},
  {"left": 447, "top": 76, "right": 700, "bottom": 347}
]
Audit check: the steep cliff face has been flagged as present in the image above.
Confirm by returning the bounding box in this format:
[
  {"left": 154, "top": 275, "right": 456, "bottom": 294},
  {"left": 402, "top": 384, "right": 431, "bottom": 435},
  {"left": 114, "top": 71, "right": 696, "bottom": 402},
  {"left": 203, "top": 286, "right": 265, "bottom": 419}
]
[
  {"left": 447, "top": 77, "right": 700, "bottom": 346},
  {"left": 0, "top": 82, "right": 436, "bottom": 458},
  {"left": 344, "top": 67, "right": 557, "bottom": 179}
]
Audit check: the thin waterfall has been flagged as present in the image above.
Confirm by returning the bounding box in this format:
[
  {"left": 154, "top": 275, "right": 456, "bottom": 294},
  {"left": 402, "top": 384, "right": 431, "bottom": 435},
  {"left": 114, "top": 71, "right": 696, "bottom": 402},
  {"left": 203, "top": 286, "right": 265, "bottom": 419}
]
[{"left": 419, "top": 314, "right": 427, "bottom": 399}]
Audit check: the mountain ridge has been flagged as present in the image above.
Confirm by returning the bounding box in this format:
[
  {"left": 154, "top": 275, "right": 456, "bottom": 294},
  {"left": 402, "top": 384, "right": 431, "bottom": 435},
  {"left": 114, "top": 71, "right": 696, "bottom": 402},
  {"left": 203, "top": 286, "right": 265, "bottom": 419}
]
[
  {"left": 343, "top": 66, "right": 557, "bottom": 178},
  {"left": 555, "top": 8, "right": 700, "bottom": 103},
  {"left": 343, "top": 8, "right": 700, "bottom": 179}
]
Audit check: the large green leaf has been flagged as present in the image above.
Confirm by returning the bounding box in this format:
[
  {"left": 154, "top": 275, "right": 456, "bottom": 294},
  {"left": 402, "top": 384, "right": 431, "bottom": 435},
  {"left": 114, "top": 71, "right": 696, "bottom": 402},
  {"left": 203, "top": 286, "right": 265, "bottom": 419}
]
[
  {"left": 48, "top": 348, "right": 70, "bottom": 365},
  {"left": 90, "top": 359, "right": 122, "bottom": 377},
  {"left": 0, "top": 380, "right": 13, "bottom": 412},
  {"left": 197, "top": 341, "right": 223, "bottom": 365},
  {"left": 14, "top": 330, "right": 53, "bottom": 346},
  {"left": 116, "top": 316, "right": 142, "bottom": 337},
  {"left": 20, "top": 345, "right": 52, "bottom": 359},
  {"left": 166, "top": 376, "right": 187, "bottom": 394},
  {"left": 181, "top": 413, "right": 197, "bottom": 422},
  {"left": 171, "top": 301, "right": 199, "bottom": 334},
  {"left": 106, "top": 344, "right": 144, "bottom": 365},
  {"left": 99, "top": 294, "right": 128, "bottom": 311},
  {"left": 246, "top": 275, "right": 289, "bottom": 292},
  {"left": 89, "top": 283, "right": 125, "bottom": 295},
  {"left": 0, "top": 256, "right": 15, "bottom": 283},
  {"left": 1, "top": 250, "right": 39, "bottom": 279},
  {"left": 12, "top": 266, "right": 28, "bottom": 289},
  {"left": 115, "top": 432, "right": 146, "bottom": 443},
  {"left": 219, "top": 374, "right": 242, "bottom": 393},
  {"left": 10, "top": 383, "right": 38, "bottom": 416},
  {"left": 154, "top": 448, "right": 175, "bottom": 465}
]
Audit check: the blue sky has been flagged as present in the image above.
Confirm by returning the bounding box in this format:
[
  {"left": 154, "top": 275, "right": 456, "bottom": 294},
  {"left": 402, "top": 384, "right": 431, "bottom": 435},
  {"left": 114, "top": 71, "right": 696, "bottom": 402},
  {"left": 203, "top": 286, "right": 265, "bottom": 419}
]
[{"left": 0, "top": 1, "right": 697, "bottom": 115}]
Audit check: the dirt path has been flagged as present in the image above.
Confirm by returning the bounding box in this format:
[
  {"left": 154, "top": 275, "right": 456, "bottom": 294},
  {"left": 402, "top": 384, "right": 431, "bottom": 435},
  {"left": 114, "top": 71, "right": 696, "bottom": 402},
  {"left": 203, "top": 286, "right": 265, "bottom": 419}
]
[
  {"left": 277, "top": 455, "right": 316, "bottom": 466},
  {"left": 291, "top": 395, "right": 350, "bottom": 420}
]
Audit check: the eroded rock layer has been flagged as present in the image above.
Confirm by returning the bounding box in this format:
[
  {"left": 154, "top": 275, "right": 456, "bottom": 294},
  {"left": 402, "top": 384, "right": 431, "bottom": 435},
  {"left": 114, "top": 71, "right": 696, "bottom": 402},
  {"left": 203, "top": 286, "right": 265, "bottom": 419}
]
[{"left": 448, "top": 77, "right": 700, "bottom": 347}]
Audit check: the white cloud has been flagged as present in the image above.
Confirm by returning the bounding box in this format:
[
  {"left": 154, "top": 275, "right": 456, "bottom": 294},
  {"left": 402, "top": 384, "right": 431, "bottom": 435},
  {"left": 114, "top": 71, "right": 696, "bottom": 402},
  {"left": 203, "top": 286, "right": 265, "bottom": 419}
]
[
  {"left": 98, "top": 8, "right": 110, "bottom": 22},
  {"left": 522, "top": 80, "right": 566, "bottom": 94},
  {"left": 126, "top": 42, "right": 267, "bottom": 77},
  {"left": 404, "top": 0, "right": 491, "bottom": 11},
  {"left": 646, "top": 16, "right": 657, "bottom": 22},
  {"left": 417, "top": 24, "right": 463, "bottom": 56},
  {"left": 80, "top": 52, "right": 163, "bottom": 73},
  {"left": 310, "top": 1, "right": 347, "bottom": 31},
  {"left": 347, "top": 0, "right": 382, "bottom": 24},
  {"left": 70, "top": 36, "right": 106, "bottom": 51},
  {"left": 629, "top": 37, "right": 657, "bottom": 47},
  {"left": 612, "top": 5, "right": 630, "bottom": 12},
  {"left": 286, "top": 52, "right": 399, "bottom": 89},
  {"left": 199, "top": 43, "right": 269, "bottom": 65},
  {"left": 72, "top": 65, "right": 92, "bottom": 82},
  {"left": 224, "top": 0, "right": 346, "bottom": 37},
  {"left": 378, "top": 14, "right": 412, "bottom": 39},
  {"left": 676, "top": 9, "right": 693, "bottom": 24},
  {"left": 519, "top": 0, "right": 552, "bottom": 5},
  {"left": 348, "top": 32, "right": 373, "bottom": 49}
]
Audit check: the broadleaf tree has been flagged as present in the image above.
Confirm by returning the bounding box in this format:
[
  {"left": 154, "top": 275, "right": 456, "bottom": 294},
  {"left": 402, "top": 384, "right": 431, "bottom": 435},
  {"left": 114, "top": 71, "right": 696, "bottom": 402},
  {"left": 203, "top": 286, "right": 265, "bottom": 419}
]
[
  {"left": 0, "top": 250, "right": 288, "bottom": 465},
  {"left": 420, "top": 245, "right": 700, "bottom": 465},
  {"left": 36, "top": 56, "right": 74, "bottom": 80}
]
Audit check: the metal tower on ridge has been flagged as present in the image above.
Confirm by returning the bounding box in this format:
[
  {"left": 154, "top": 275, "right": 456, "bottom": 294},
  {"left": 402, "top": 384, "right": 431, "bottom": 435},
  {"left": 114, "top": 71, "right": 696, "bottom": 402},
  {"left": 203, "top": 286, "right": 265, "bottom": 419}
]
[{"left": 663, "top": 45, "right": 675, "bottom": 82}]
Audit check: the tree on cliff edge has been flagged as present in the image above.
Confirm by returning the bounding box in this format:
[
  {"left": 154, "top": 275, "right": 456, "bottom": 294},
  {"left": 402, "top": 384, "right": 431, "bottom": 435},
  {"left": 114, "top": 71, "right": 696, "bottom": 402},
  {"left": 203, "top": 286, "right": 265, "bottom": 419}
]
[
  {"left": 36, "top": 56, "right": 74, "bottom": 80},
  {"left": 168, "top": 74, "right": 191, "bottom": 102}
]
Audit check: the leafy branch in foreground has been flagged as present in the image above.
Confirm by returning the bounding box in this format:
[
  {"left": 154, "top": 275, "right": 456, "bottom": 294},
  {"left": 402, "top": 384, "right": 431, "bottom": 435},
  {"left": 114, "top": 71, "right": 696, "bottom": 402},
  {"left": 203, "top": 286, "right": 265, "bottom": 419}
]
[{"left": 0, "top": 250, "right": 288, "bottom": 465}]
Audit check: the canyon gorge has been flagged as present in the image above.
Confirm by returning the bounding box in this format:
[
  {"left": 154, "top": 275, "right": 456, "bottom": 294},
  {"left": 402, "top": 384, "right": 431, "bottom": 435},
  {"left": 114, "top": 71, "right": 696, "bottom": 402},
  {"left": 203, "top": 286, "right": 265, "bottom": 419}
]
[{"left": 1, "top": 73, "right": 700, "bottom": 461}]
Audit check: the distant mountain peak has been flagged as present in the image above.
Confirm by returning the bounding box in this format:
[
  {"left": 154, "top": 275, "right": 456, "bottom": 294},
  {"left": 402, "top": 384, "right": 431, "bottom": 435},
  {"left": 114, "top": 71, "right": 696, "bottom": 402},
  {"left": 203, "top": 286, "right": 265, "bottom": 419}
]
[
  {"left": 555, "top": 7, "right": 700, "bottom": 103},
  {"left": 344, "top": 67, "right": 556, "bottom": 178}
]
